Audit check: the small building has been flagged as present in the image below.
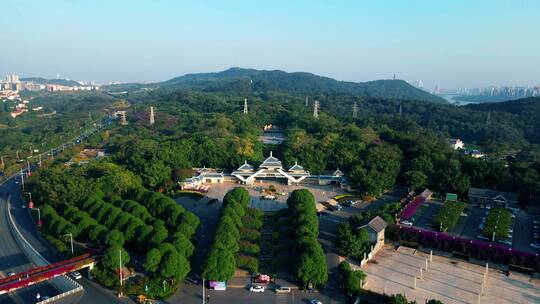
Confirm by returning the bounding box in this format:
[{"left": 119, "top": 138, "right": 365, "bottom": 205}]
[
  {"left": 449, "top": 138, "right": 464, "bottom": 150},
  {"left": 445, "top": 193, "right": 458, "bottom": 202},
  {"left": 468, "top": 187, "right": 518, "bottom": 208},
  {"left": 360, "top": 216, "right": 387, "bottom": 253}
]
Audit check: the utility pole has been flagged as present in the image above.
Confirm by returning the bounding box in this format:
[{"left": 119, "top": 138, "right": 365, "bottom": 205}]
[
  {"left": 399, "top": 104, "right": 403, "bottom": 116},
  {"left": 243, "top": 98, "right": 248, "bottom": 115},
  {"left": 119, "top": 249, "right": 123, "bottom": 288},
  {"left": 352, "top": 102, "right": 358, "bottom": 118},
  {"left": 305, "top": 96, "right": 309, "bottom": 107},
  {"left": 1, "top": 156, "right": 4, "bottom": 169},
  {"left": 313, "top": 100, "right": 319, "bottom": 118},
  {"left": 149, "top": 106, "right": 155, "bottom": 125},
  {"left": 38, "top": 154, "right": 42, "bottom": 167},
  {"left": 202, "top": 278, "right": 205, "bottom": 304}
]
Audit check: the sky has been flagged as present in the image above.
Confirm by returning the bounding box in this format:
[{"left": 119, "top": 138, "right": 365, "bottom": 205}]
[{"left": 1, "top": 0, "right": 539, "bottom": 90}]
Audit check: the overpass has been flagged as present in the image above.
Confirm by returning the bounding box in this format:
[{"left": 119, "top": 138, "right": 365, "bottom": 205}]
[{"left": 0, "top": 253, "right": 95, "bottom": 295}]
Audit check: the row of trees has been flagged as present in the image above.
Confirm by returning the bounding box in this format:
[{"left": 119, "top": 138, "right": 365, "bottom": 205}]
[
  {"left": 433, "top": 201, "right": 466, "bottom": 231},
  {"left": 286, "top": 189, "right": 328, "bottom": 287},
  {"left": 201, "top": 187, "right": 251, "bottom": 281},
  {"left": 338, "top": 261, "right": 366, "bottom": 297}
]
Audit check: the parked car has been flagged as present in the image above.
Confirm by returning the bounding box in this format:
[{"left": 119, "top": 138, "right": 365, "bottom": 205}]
[
  {"left": 311, "top": 300, "right": 323, "bottom": 304},
  {"left": 530, "top": 243, "right": 540, "bottom": 249},
  {"left": 317, "top": 211, "right": 328, "bottom": 217},
  {"left": 21, "top": 204, "right": 26, "bottom": 209},
  {"left": 275, "top": 286, "right": 292, "bottom": 294},
  {"left": 400, "top": 220, "right": 413, "bottom": 226},
  {"left": 7, "top": 272, "right": 15, "bottom": 277},
  {"left": 498, "top": 239, "right": 512, "bottom": 246},
  {"left": 249, "top": 285, "right": 265, "bottom": 292},
  {"left": 485, "top": 205, "right": 491, "bottom": 210},
  {"left": 477, "top": 234, "right": 489, "bottom": 241},
  {"left": 533, "top": 220, "right": 539, "bottom": 224},
  {"left": 70, "top": 271, "right": 82, "bottom": 280}
]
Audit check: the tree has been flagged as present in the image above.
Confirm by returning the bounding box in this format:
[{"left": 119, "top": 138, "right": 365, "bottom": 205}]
[
  {"left": 101, "top": 246, "right": 130, "bottom": 270},
  {"left": 296, "top": 247, "right": 328, "bottom": 287},
  {"left": 349, "top": 144, "right": 402, "bottom": 196},
  {"left": 89, "top": 225, "right": 108, "bottom": 242},
  {"left": 104, "top": 229, "right": 125, "bottom": 247},
  {"left": 159, "top": 250, "right": 190, "bottom": 281},
  {"left": 143, "top": 248, "right": 162, "bottom": 273},
  {"left": 172, "top": 232, "right": 195, "bottom": 258},
  {"left": 150, "top": 226, "right": 169, "bottom": 247}
]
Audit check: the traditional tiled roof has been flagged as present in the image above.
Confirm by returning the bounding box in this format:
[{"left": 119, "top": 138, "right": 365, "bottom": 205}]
[
  {"left": 468, "top": 187, "right": 518, "bottom": 203},
  {"left": 288, "top": 161, "right": 304, "bottom": 172},
  {"left": 259, "top": 151, "right": 282, "bottom": 168},
  {"left": 362, "top": 216, "right": 387, "bottom": 233},
  {"left": 237, "top": 160, "right": 254, "bottom": 171}
]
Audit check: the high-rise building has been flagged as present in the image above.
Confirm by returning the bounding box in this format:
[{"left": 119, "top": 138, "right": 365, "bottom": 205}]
[{"left": 6, "top": 74, "right": 19, "bottom": 83}]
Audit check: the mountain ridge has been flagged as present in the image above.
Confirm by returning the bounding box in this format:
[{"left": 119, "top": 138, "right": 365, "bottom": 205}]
[{"left": 161, "top": 67, "right": 446, "bottom": 103}]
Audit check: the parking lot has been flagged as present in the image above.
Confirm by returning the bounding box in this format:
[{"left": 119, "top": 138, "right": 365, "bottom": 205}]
[{"left": 409, "top": 201, "right": 540, "bottom": 254}]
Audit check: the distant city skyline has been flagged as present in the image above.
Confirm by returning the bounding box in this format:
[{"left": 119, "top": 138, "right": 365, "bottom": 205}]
[{"left": 1, "top": 1, "right": 539, "bottom": 90}]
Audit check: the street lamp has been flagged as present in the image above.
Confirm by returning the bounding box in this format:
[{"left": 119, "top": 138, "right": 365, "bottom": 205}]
[
  {"left": 24, "top": 192, "right": 33, "bottom": 208},
  {"left": 64, "top": 233, "right": 74, "bottom": 255}
]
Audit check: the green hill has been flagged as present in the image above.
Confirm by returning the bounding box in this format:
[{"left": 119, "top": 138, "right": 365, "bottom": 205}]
[{"left": 163, "top": 67, "right": 445, "bottom": 103}]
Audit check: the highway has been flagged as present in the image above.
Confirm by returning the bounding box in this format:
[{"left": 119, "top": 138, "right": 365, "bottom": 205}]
[
  {"left": 0, "top": 115, "right": 132, "bottom": 303},
  {"left": 0, "top": 192, "right": 60, "bottom": 304}
]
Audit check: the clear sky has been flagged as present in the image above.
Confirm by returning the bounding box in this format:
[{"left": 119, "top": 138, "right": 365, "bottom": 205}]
[{"left": 1, "top": 0, "right": 539, "bottom": 89}]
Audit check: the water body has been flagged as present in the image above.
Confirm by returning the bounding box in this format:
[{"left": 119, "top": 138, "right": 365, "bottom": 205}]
[{"left": 440, "top": 94, "right": 480, "bottom": 106}]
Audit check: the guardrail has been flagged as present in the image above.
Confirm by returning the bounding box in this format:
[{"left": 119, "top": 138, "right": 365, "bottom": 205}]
[
  {"left": 36, "top": 284, "right": 83, "bottom": 304},
  {"left": 5, "top": 196, "right": 84, "bottom": 297}
]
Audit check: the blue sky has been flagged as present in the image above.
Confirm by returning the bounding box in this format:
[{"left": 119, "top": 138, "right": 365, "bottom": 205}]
[{"left": 1, "top": 0, "right": 538, "bottom": 89}]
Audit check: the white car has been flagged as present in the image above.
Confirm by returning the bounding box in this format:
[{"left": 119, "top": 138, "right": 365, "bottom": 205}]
[
  {"left": 400, "top": 220, "right": 413, "bottom": 226},
  {"left": 70, "top": 271, "right": 82, "bottom": 280},
  {"left": 21, "top": 204, "right": 26, "bottom": 209},
  {"left": 275, "top": 286, "right": 291, "bottom": 294},
  {"left": 7, "top": 272, "right": 15, "bottom": 277},
  {"left": 530, "top": 243, "right": 540, "bottom": 249},
  {"left": 249, "top": 285, "right": 265, "bottom": 292},
  {"left": 311, "top": 300, "right": 323, "bottom": 304}
]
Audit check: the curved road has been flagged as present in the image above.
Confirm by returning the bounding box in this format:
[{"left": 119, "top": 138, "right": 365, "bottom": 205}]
[{"left": 0, "top": 115, "right": 132, "bottom": 303}]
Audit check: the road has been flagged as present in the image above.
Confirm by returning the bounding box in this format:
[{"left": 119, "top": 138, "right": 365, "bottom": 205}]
[
  {"left": 0, "top": 115, "right": 131, "bottom": 303},
  {"left": 0, "top": 192, "right": 60, "bottom": 304}
]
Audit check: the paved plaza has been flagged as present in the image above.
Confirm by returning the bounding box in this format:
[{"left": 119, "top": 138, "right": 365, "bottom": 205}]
[
  {"left": 362, "top": 246, "right": 540, "bottom": 304},
  {"left": 205, "top": 182, "right": 347, "bottom": 211}
]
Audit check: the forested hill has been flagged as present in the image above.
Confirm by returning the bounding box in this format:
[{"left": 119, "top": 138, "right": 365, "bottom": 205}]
[
  {"left": 20, "top": 77, "right": 81, "bottom": 87},
  {"left": 162, "top": 67, "right": 445, "bottom": 103},
  {"left": 466, "top": 97, "right": 540, "bottom": 144},
  {"left": 466, "top": 97, "right": 540, "bottom": 115}
]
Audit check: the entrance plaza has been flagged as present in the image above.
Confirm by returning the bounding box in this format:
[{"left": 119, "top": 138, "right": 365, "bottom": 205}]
[
  {"left": 205, "top": 181, "right": 348, "bottom": 211},
  {"left": 362, "top": 246, "right": 540, "bottom": 304}
]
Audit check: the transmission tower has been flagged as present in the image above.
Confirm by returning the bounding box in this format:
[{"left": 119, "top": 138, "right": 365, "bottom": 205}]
[
  {"left": 313, "top": 100, "right": 319, "bottom": 118},
  {"left": 243, "top": 98, "right": 248, "bottom": 114},
  {"left": 149, "top": 106, "right": 155, "bottom": 125},
  {"left": 352, "top": 102, "right": 358, "bottom": 118}
]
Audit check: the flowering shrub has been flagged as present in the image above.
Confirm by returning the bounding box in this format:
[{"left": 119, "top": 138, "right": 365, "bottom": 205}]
[
  {"left": 399, "top": 196, "right": 426, "bottom": 220},
  {"left": 387, "top": 224, "right": 540, "bottom": 271}
]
